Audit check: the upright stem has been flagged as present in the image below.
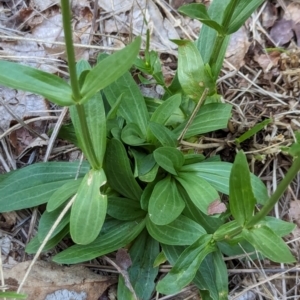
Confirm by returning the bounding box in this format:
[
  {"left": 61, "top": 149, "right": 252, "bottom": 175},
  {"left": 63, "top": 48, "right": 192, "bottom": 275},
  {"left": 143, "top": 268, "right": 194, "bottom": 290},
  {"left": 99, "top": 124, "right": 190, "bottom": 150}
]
[
  {"left": 61, "top": 0, "right": 81, "bottom": 102},
  {"left": 76, "top": 105, "right": 100, "bottom": 168},
  {"left": 60, "top": 0, "right": 99, "bottom": 168},
  {"left": 208, "top": 0, "right": 239, "bottom": 76},
  {"left": 246, "top": 155, "right": 300, "bottom": 227},
  {"left": 208, "top": 35, "right": 225, "bottom": 74}
]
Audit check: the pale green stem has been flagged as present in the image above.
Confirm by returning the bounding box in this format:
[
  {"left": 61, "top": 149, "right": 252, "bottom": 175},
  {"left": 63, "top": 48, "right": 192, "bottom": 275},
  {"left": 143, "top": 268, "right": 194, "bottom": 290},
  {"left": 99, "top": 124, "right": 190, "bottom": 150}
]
[
  {"left": 246, "top": 155, "right": 300, "bottom": 228},
  {"left": 60, "top": 0, "right": 99, "bottom": 168}
]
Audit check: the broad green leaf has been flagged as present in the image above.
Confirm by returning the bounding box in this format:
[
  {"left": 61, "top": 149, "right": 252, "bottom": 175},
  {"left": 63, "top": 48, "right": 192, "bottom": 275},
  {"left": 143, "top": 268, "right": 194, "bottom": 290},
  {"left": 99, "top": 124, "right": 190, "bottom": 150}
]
[
  {"left": 227, "top": 0, "right": 265, "bottom": 34},
  {"left": 161, "top": 244, "right": 184, "bottom": 265},
  {"left": 150, "top": 94, "right": 181, "bottom": 125},
  {"left": 38, "top": 208, "right": 70, "bottom": 242},
  {"left": 217, "top": 239, "right": 258, "bottom": 259},
  {"left": 0, "top": 292, "right": 27, "bottom": 299},
  {"left": 153, "top": 147, "right": 184, "bottom": 175},
  {"left": 235, "top": 119, "right": 272, "bottom": 144},
  {"left": 180, "top": 185, "right": 224, "bottom": 233},
  {"left": 70, "top": 169, "right": 107, "bottom": 244},
  {"left": 26, "top": 226, "right": 69, "bottom": 254},
  {"left": 80, "top": 37, "right": 141, "bottom": 103},
  {"left": 173, "top": 103, "right": 232, "bottom": 139},
  {"left": 140, "top": 181, "right": 156, "bottom": 211},
  {"left": 154, "top": 251, "right": 167, "bottom": 267},
  {"left": 148, "top": 176, "right": 185, "bottom": 225},
  {"left": 139, "top": 163, "right": 159, "bottom": 183},
  {"left": 184, "top": 153, "right": 205, "bottom": 165},
  {"left": 145, "top": 97, "right": 185, "bottom": 126},
  {"left": 0, "top": 61, "right": 74, "bottom": 106},
  {"left": 212, "top": 250, "right": 228, "bottom": 300},
  {"left": 130, "top": 150, "right": 158, "bottom": 182},
  {"left": 176, "top": 172, "right": 219, "bottom": 214},
  {"left": 69, "top": 105, "right": 91, "bottom": 165},
  {"left": 53, "top": 218, "right": 146, "bottom": 264},
  {"left": 130, "top": 150, "right": 151, "bottom": 177},
  {"left": 242, "top": 225, "right": 296, "bottom": 263},
  {"left": 118, "top": 230, "right": 159, "bottom": 300},
  {"left": 162, "top": 245, "right": 219, "bottom": 300},
  {"left": 181, "top": 162, "right": 269, "bottom": 204},
  {"left": 107, "top": 94, "right": 123, "bottom": 120},
  {"left": 121, "top": 123, "right": 146, "bottom": 146},
  {"left": 172, "top": 40, "right": 215, "bottom": 101},
  {"left": 146, "top": 215, "right": 206, "bottom": 245},
  {"left": 0, "top": 162, "right": 89, "bottom": 212},
  {"left": 230, "top": 151, "right": 256, "bottom": 225},
  {"left": 194, "top": 254, "right": 218, "bottom": 300},
  {"left": 104, "top": 139, "right": 143, "bottom": 200},
  {"left": 259, "top": 217, "right": 296, "bottom": 237},
  {"left": 148, "top": 122, "right": 177, "bottom": 147},
  {"left": 56, "top": 123, "right": 78, "bottom": 146},
  {"left": 286, "top": 132, "right": 300, "bottom": 157},
  {"left": 83, "top": 92, "right": 106, "bottom": 166},
  {"left": 104, "top": 71, "right": 149, "bottom": 137},
  {"left": 178, "top": 4, "right": 225, "bottom": 34},
  {"left": 76, "top": 59, "right": 92, "bottom": 75},
  {"left": 156, "top": 234, "right": 216, "bottom": 295},
  {"left": 47, "top": 179, "right": 82, "bottom": 212},
  {"left": 107, "top": 197, "right": 146, "bottom": 221}
]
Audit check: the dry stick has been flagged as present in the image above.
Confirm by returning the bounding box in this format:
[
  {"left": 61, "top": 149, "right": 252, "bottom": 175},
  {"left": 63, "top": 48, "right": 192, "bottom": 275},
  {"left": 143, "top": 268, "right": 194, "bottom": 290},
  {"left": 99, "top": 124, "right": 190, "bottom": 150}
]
[
  {"left": 177, "top": 88, "right": 209, "bottom": 144},
  {"left": 16, "top": 195, "right": 76, "bottom": 294},
  {"left": 0, "top": 35, "right": 124, "bottom": 51},
  {"left": 0, "top": 152, "right": 10, "bottom": 172},
  {"left": 0, "top": 97, "right": 47, "bottom": 141},
  {"left": 180, "top": 140, "right": 222, "bottom": 150},
  {"left": 0, "top": 139, "right": 16, "bottom": 170},
  {"left": 231, "top": 265, "right": 300, "bottom": 300},
  {"left": 103, "top": 256, "right": 138, "bottom": 300},
  {"left": 0, "top": 116, "right": 59, "bottom": 141},
  {"left": 0, "top": 248, "right": 7, "bottom": 293},
  {"left": 44, "top": 107, "right": 68, "bottom": 162},
  {"left": 272, "top": 159, "right": 287, "bottom": 300}
]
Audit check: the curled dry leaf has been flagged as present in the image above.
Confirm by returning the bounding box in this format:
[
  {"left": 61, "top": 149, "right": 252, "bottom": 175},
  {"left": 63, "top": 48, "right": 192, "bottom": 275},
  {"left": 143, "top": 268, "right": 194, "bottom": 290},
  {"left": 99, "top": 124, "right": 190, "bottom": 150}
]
[
  {"left": 225, "top": 26, "right": 250, "bottom": 70},
  {"left": 289, "top": 200, "right": 300, "bottom": 227},
  {"left": 4, "top": 260, "right": 117, "bottom": 300},
  {"left": 0, "top": 232, "right": 12, "bottom": 255},
  {"left": 270, "top": 19, "right": 294, "bottom": 46},
  {"left": 285, "top": 3, "right": 300, "bottom": 24},
  {"left": 207, "top": 200, "right": 226, "bottom": 215},
  {"left": 100, "top": 0, "right": 180, "bottom": 51},
  {"left": 30, "top": 0, "right": 59, "bottom": 12},
  {"left": 254, "top": 51, "right": 281, "bottom": 73},
  {"left": 98, "top": 0, "right": 133, "bottom": 12},
  {"left": 116, "top": 248, "right": 132, "bottom": 271},
  {"left": 0, "top": 87, "right": 49, "bottom": 132},
  {"left": 170, "top": 0, "right": 194, "bottom": 10},
  {"left": 0, "top": 211, "right": 17, "bottom": 229},
  {"left": 261, "top": 2, "right": 277, "bottom": 28}
]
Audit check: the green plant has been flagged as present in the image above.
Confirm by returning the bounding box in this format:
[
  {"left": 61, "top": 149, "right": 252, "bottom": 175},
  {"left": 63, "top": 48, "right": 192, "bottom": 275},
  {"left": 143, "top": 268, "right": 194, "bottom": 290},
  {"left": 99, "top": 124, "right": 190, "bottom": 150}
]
[{"left": 0, "top": 0, "right": 299, "bottom": 299}]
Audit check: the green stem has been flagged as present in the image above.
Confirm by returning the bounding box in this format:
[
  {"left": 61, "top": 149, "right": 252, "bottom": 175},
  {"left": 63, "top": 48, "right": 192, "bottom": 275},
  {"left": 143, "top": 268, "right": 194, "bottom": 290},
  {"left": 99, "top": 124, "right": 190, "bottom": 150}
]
[
  {"left": 208, "top": 35, "right": 225, "bottom": 72},
  {"left": 76, "top": 104, "right": 100, "bottom": 168},
  {"left": 246, "top": 155, "right": 300, "bottom": 227},
  {"left": 61, "top": 0, "right": 99, "bottom": 168},
  {"left": 208, "top": 0, "right": 239, "bottom": 75},
  {"left": 61, "top": 0, "right": 81, "bottom": 102}
]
